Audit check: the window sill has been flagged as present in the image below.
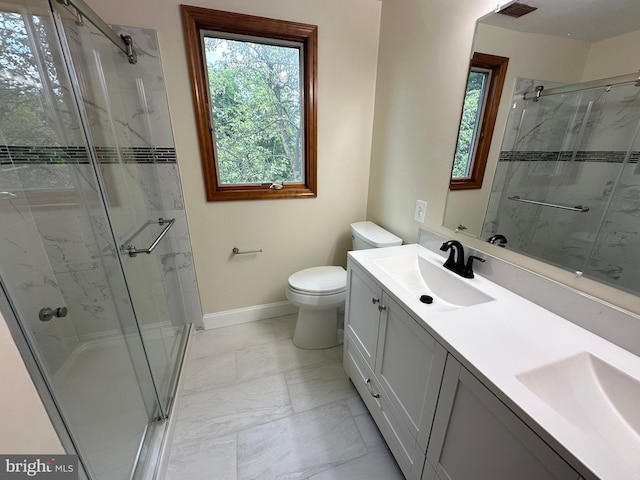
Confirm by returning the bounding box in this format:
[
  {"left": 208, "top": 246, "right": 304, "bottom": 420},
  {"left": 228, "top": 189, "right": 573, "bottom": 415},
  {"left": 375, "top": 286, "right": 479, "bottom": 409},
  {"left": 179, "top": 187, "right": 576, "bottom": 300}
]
[
  {"left": 449, "top": 179, "right": 483, "bottom": 190},
  {"left": 206, "top": 185, "right": 317, "bottom": 201}
]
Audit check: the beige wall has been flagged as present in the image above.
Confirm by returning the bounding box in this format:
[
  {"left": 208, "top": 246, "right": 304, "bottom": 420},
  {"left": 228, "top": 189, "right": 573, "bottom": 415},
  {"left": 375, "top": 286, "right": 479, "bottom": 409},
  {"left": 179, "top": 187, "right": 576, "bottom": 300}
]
[
  {"left": 444, "top": 24, "right": 590, "bottom": 234},
  {"left": 87, "top": 0, "right": 382, "bottom": 315},
  {"left": 0, "top": 314, "right": 63, "bottom": 453},
  {"left": 582, "top": 28, "right": 640, "bottom": 80},
  {"left": 84, "top": 0, "right": 640, "bottom": 317},
  {"left": 367, "top": 0, "right": 498, "bottom": 241},
  {"left": 367, "top": 0, "right": 640, "bottom": 315}
]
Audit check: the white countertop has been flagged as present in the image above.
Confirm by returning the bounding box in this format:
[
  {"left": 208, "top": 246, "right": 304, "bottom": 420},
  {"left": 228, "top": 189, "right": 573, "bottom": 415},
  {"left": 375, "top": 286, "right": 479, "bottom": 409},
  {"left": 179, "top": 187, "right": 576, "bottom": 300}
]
[{"left": 348, "top": 243, "right": 640, "bottom": 480}]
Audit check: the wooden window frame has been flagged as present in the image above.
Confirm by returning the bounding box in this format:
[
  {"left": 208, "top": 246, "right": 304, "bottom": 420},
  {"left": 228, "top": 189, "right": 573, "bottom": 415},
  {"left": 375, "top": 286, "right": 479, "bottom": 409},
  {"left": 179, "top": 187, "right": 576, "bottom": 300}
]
[
  {"left": 180, "top": 5, "right": 318, "bottom": 201},
  {"left": 450, "top": 52, "right": 509, "bottom": 191}
]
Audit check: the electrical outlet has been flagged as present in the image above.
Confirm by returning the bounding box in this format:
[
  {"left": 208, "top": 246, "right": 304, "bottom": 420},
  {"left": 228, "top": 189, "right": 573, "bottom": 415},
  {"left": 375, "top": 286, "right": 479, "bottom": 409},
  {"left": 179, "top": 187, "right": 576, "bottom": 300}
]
[{"left": 414, "top": 199, "right": 427, "bottom": 223}]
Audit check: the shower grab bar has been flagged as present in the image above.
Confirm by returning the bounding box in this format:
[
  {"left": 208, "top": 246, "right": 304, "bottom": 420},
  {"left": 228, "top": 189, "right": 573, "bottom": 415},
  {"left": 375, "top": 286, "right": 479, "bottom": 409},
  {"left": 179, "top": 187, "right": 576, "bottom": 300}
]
[
  {"left": 508, "top": 196, "right": 589, "bottom": 212},
  {"left": 55, "top": 0, "right": 137, "bottom": 64},
  {"left": 121, "top": 218, "right": 175, "bottom": 257}
]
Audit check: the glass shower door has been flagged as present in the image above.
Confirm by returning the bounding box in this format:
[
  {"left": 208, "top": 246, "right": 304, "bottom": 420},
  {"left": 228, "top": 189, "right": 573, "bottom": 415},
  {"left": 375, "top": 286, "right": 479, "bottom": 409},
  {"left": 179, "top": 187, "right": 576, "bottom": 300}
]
[
  {"left": 497, "top": 88, "right": 608, "bottom": 267},
  {"left": 53, "top": 2, "right": 189, "bottom": 412},
  {"left": 0, "top": 3, "right": 161, "bottom": 479},
  {"left": 485, "top": 79, "right": 640, "bottom": 291}
]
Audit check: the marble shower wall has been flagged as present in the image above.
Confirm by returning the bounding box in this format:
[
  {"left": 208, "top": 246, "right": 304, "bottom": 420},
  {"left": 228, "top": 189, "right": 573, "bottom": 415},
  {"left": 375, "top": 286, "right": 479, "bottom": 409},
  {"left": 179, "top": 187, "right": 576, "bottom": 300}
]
[
  {"left": 0, "top": 10, "right": 128, "bottom": 373},
  {"left": 109, "top": 25, "right": 203, "bottom": 330},
  {"left": 0, "top": 17, "right": 201, "bottom": 375},
  {"left": 60, "top": 19, "right": 202, "bottom": 332},
  {"left": 0, "top": 159, "right": 141, "bottom": 373},
  {"left": 483, "top": 78, "right": 640, "bottom": 295}
]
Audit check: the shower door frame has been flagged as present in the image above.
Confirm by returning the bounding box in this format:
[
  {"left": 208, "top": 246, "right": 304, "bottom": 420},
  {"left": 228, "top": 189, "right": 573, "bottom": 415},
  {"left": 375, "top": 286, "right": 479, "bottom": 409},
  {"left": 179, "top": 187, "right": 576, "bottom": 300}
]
[
  {"left": 48, "top": 0, "right": 193, "bottom": 472},
  {"left": 49, "top": 0, "right": 167, "bottom": 423},
  {"left": 49, "top": 0, "right": 191, "bottom": 418},
  {"left": 0, "top": 1, "right": 192, "bottom": 478}
]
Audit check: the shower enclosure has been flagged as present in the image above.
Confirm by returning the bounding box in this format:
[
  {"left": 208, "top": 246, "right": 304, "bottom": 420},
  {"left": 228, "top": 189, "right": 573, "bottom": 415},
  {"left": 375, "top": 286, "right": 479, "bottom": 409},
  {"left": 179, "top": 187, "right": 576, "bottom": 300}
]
[
  {"left": 0, "top": 0, "right": 200, "bottom": 478},
  {"left": 483, "top": 76, "right": 640, "bottom": 295}
]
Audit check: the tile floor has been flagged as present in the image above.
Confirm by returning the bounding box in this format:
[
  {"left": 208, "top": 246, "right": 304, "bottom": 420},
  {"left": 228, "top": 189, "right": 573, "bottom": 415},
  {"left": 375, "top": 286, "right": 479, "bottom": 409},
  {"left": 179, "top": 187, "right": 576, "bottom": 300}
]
[{"left": 165, "top": 314, "right": 404, "bottom": 480}]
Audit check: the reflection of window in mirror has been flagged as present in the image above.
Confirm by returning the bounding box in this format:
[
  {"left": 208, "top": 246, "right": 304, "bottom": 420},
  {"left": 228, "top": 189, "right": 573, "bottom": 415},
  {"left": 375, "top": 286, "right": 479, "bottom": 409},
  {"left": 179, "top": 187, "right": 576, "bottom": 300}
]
[{"left": 450, "top": 52, "right": 508, "bottom": 190}]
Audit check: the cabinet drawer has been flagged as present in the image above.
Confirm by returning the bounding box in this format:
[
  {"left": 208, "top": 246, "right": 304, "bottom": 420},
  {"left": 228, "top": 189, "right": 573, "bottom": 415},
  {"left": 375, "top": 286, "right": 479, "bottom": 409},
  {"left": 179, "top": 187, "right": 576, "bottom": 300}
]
[{"left": 344, "top": 333, "right": 380, "bottom": 412}]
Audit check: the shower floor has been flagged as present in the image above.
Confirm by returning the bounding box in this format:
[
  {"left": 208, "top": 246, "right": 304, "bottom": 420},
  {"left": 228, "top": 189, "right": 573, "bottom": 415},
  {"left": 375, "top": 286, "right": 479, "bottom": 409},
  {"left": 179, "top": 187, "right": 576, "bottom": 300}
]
[{"left": 53, "top": 327, "right": 181, "bottom": 480}]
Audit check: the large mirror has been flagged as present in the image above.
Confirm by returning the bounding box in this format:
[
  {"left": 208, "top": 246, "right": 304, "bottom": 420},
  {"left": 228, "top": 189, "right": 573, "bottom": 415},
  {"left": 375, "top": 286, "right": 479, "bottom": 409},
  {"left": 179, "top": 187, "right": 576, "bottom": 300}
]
[{"left": 444, "top": 0, "right": 640, "bottom": 296}]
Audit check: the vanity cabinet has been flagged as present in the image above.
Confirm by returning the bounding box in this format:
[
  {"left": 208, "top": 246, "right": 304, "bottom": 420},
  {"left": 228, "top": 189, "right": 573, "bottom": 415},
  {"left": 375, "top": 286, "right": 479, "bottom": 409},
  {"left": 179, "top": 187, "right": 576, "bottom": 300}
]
[
  {"left": 425, "top": 356, "right": 580, "bottom": 480},
  {"left": 344, "top": 250, "right": 597, "bottom": 480},
  {"left": 344, "top": 262, "right": 447, "bottom": 480}
]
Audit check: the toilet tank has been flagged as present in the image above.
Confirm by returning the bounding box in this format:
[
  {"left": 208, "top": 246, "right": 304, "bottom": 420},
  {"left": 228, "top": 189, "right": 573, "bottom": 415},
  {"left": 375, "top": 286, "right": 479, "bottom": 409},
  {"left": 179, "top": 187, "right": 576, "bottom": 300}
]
[{"left": 350, "top": 221, "right": 402, "bottom": 250}]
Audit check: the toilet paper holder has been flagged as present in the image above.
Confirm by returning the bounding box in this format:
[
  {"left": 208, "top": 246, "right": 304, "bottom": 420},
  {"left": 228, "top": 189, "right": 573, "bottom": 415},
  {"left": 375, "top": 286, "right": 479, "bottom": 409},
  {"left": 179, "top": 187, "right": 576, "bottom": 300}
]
[{"left": 232, "top": 247, "right": 263, "bottom": 255}]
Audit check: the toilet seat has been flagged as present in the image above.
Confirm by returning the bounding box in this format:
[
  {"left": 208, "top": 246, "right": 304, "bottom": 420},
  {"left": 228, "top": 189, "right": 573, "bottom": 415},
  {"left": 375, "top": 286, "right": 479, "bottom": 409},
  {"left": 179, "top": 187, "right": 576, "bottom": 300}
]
[
  {"left": 287, "top": 266, "right": 346, "bottom": 296},
  {"left": 286, "top": 222, "right": 400, "bottom": 349},
  {"left": 286, "top": 266, "right": 346, "bottom": 349}
]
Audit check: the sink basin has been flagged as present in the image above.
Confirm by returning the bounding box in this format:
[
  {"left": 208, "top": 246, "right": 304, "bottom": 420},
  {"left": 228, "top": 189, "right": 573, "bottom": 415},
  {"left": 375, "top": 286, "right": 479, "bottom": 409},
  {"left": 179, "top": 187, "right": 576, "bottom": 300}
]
[
  {"left": 372, "top": 254, "right": 494, "bottom": 309},
  {"left": 517, "top": 352, "right": 640, "bottom": 468}
]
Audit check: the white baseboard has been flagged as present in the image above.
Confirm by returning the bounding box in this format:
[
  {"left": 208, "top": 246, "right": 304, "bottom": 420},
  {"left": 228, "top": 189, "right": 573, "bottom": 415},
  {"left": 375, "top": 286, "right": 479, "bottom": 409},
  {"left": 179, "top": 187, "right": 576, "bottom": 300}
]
[{"left": 202, "top": 301, "right": 298, "bottom": 330}]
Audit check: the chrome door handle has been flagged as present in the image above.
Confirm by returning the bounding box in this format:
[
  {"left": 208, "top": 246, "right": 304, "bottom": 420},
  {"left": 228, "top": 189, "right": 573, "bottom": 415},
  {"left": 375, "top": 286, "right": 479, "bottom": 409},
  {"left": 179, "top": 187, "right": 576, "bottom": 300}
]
[
  {"left": 366, "top": 378, "right": 380, "bottom": 399},
  {"left": 121, "top": 218, "right": 175, "bottom": 257},
  {"left": 39, "top": 306, "right": 68, "bottom": 322}
]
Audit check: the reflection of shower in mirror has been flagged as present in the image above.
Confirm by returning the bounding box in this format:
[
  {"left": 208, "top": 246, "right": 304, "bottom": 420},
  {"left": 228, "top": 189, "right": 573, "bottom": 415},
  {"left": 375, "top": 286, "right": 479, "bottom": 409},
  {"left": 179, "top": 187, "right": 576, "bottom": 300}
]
[
  {"left": 444, "top": 0, "right": 640, "bottom": 298},
  {"left": 482, "top": 77, "right": 640, "bottom": 296}
]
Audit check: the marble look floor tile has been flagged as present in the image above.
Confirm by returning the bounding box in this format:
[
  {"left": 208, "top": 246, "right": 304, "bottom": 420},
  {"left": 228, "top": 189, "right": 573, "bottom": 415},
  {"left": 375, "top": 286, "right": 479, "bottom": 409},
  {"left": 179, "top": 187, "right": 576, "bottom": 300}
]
[
  {"left": 307, "top": 445, "right": 404, "bottom": 480},
  {"left": 346, "top": 394, "right": 368, "bottom": 417},
  {"left": 174, "top": 374, "right": 292, "bottom": 441},
  {"left": 322, "top": 345, "right": 344, "bottom": 362},
  {"left": 272, "top": 314, "right": 298, "bottom": 340},
  {"left": 286, "top": 362, "right": 358, "bottom": 413},
  {"left": 353, "top": 414, "right": 385, "bottom": 448},
  {"left": 190, "top": 319, "right": 279, "bottom": 358},
  {"left": 166, "top": 434, "right": 237, "bottom": 480},
  {"left": 182, "top": 350, "right": 237, "bottom": 393},
  {"left": 167, "top": 319, "right": 398, "bottom": 480},
  {"left": 236, "top": 338, "right": 325, "bottom": 382},
  {"left": 237, "top": 402, "right": 367, "bottom": 480}
]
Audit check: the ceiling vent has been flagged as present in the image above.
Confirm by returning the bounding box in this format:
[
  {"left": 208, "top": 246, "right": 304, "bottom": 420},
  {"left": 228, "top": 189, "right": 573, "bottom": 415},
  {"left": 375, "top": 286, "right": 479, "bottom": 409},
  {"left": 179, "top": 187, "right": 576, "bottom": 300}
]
[{"left": 497, "top": 2, "right": 538, "bottom": 18}]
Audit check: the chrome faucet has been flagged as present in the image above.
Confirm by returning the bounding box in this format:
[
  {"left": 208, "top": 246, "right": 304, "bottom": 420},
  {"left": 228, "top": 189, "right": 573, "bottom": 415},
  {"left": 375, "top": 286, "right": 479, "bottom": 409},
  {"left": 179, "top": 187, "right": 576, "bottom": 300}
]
[
  {"left": 440, "top": 240, "right": 485, "bottom": 279},
  {"left": 487, "top": 234, "right": 508, "bottom": 247}
]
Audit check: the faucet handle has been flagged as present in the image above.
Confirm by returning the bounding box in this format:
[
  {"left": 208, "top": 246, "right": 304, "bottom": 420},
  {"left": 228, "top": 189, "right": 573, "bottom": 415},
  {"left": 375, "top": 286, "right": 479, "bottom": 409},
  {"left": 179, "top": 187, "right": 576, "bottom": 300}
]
[
  {"left": 464, "top": 255, "right": 486, "bottom": 278},
  {"left": 487, "top": 234, "right": 507, "bottom": 247}
]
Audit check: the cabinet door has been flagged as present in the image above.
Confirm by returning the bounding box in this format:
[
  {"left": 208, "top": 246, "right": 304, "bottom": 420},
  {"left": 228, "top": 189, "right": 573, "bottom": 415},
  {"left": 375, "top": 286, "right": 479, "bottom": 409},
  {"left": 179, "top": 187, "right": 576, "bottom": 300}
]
[
  {"left": 376, "top": 293, "right": 447, "bottom": 451},
  {"left": 345, "top": 329, "right": 425, "bottom": 480},
  {"left": 426, "top": 356, "right": 580, "bottom": 480},
  {"left": 345, "top": 263, "right": 383, "bottom": 370}
]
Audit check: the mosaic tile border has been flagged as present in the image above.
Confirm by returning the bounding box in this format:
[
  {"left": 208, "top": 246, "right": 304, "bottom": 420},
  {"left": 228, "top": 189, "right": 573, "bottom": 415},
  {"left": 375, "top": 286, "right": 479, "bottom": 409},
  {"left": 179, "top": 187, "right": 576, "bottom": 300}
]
[
  {"left": 498, "top": 150, "right": 640, "bottom": 163},
  {"left": 0, "top": 145, "right": 177, "bottom": 165}
]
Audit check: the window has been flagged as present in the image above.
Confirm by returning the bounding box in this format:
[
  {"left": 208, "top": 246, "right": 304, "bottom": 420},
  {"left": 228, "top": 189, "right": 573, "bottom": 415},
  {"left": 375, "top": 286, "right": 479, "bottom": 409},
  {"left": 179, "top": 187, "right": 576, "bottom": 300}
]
[
  {"left": 180, "top": 6, "right": 318, "bottom": 201},
  {"left": 0, "top": 7, "right": 82, "bottom": 208},
  {"left": 450, "top": 52, "right": 508, "bottom": 190}
]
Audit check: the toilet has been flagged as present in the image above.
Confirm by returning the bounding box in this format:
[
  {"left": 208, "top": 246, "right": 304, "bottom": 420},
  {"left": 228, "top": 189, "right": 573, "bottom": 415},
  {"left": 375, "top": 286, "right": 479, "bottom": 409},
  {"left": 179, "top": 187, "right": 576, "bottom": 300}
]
[{"left": 286, "top": 221, "right": 402, "bottom": 349}]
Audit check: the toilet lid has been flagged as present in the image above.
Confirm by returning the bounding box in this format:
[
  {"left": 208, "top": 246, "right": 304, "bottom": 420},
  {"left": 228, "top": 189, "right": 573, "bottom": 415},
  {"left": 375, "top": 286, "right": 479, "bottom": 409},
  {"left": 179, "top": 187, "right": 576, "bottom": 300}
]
[{"left": 288, "top": 266, "right": 346, "bottom": 295}]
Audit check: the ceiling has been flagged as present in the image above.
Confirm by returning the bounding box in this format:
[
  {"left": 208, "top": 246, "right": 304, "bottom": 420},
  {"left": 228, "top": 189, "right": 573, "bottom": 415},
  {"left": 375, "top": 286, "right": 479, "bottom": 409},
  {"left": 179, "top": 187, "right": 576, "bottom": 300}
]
[{"left": 480, "top": 0, "right": 640, "bottom": 43}]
